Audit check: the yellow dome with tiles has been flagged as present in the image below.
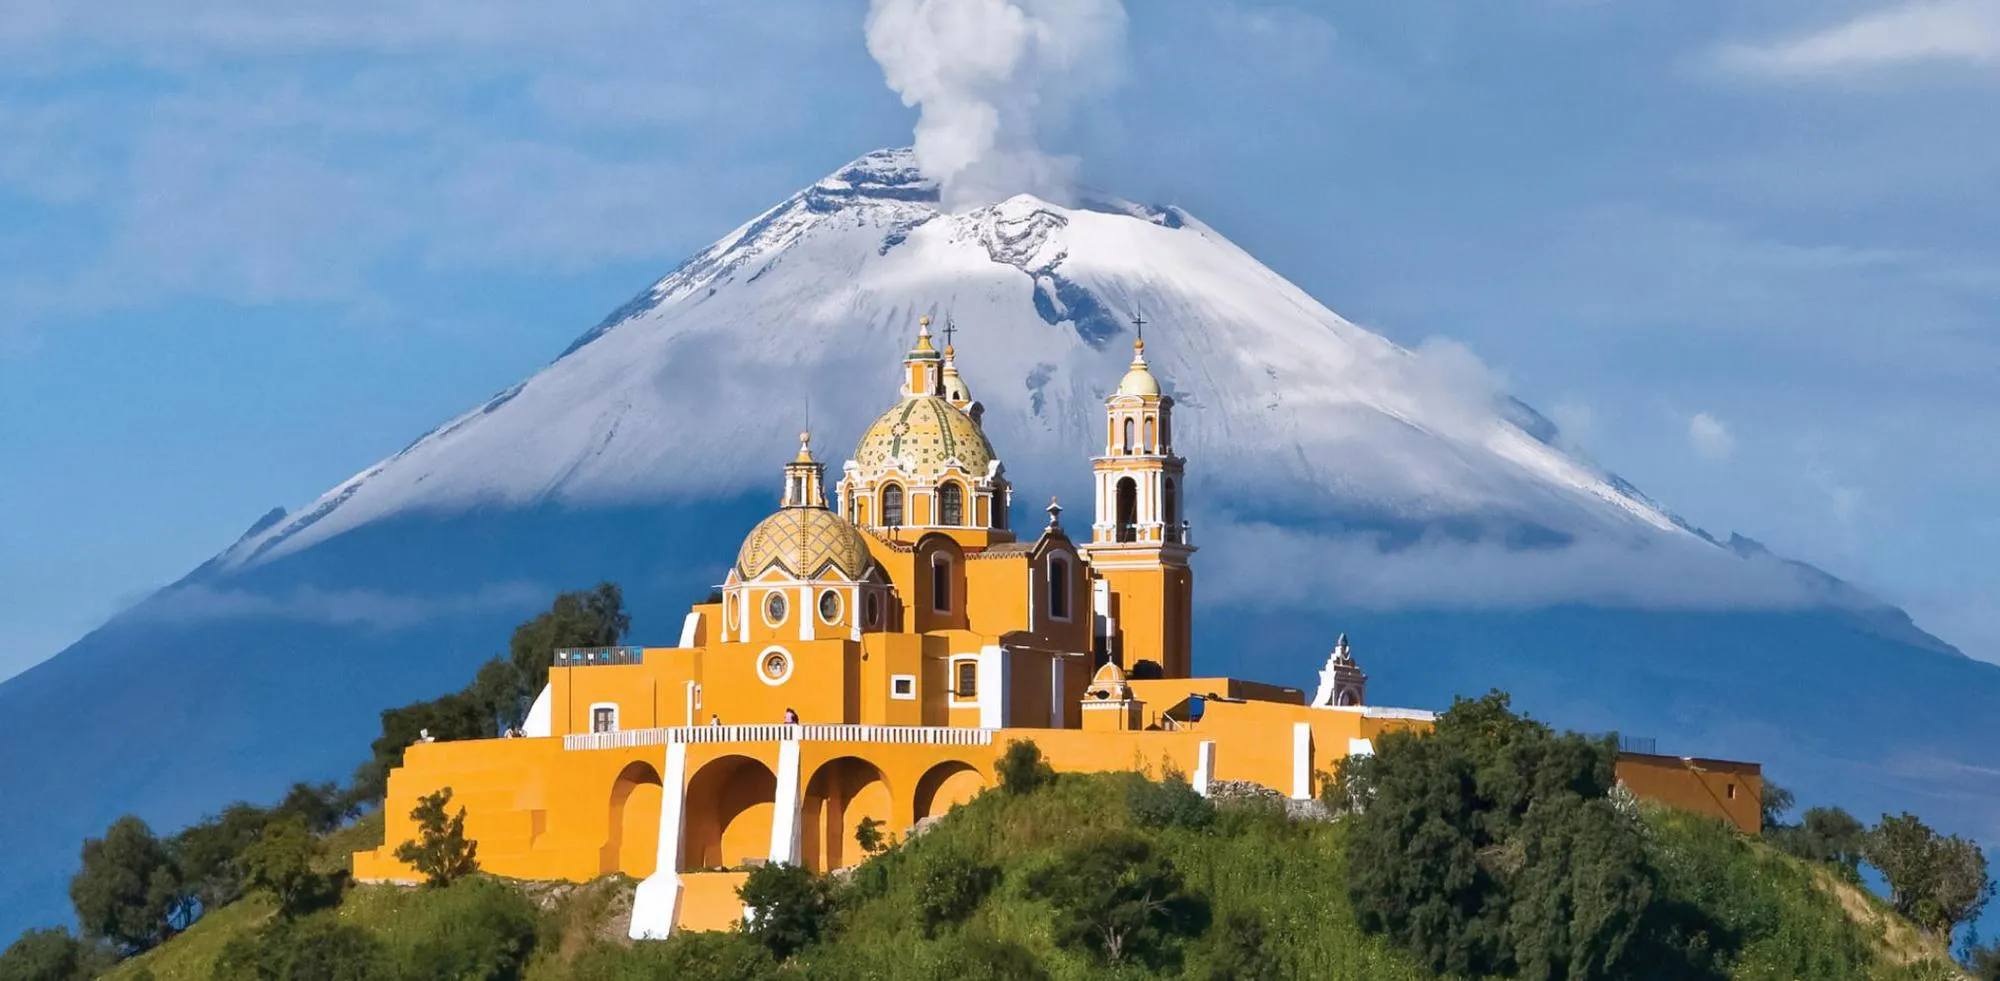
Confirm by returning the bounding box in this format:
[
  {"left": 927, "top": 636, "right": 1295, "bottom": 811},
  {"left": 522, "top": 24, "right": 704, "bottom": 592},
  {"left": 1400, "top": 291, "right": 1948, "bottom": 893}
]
[
  {"left": 735, "top": 506, "right": 875, "bottom": 581},
  {"left": 852, "top": 395, "right": 997, "bottom": 482}
]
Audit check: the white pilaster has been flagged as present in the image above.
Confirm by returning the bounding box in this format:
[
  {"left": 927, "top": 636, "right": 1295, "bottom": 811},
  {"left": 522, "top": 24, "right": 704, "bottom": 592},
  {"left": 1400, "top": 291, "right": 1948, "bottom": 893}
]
[
  {"left": 1291, "top": 722, "right": 1314, "bottom": 800},
  {"left": 977, "top": 645, "right": 1010, "bottom": 729},
  {"left": 798, "top": 585, "right": 815, "bottom": 641},
  {"left": 629, "top": 741, "right": 689, "bottom": 940},
  {"left": 678, "top": 611, "right": 702, "bottom": 648},
  {"left": 1049, "top": 658, "right": 1065, "bottom": 728},
  {"left": 1193, "top": 740, "right": 1216, "bottom": 798},
  {"left": 769, "top": 738, "right": 803, "bottom": 865}
]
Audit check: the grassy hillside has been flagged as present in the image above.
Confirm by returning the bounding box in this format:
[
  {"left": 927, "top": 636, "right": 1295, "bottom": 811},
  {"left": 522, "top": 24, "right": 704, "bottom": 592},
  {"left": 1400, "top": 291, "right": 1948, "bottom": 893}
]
[{"left": 101, "top": 772, "right": 1965, "bottom": 981}]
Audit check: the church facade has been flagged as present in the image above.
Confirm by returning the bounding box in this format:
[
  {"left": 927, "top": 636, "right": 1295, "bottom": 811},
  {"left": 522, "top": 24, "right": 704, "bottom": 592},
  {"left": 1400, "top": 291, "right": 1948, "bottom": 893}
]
[{"left": 352, "top": 319, "right": 1761, "bottom": 937}]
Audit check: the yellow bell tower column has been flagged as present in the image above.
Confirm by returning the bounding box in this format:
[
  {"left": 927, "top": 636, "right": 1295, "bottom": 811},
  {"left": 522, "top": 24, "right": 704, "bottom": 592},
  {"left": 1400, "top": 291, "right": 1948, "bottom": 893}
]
[{"left": 1081, "top": 325, "right": 1195, "bottom": 678}]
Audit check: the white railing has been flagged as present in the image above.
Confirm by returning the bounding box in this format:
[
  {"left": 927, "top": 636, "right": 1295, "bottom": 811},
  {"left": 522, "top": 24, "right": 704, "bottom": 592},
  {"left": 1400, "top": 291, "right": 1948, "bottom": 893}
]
[{"left": 562, "top": 723, "right": 994, "bottom": 752}]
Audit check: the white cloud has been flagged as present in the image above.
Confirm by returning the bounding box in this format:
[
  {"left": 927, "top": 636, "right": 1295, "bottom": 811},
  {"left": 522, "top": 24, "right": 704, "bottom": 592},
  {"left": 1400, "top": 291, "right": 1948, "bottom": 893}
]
[
  {"left": 1688, "top": 411, "right": 1735, "bottom": 461},
  {"left": 1715, "top": 0, "right": 2000, "bottom": 79},
  {"left": 1549, "top": 399, "right": 1598, "bottom": 450},
  {"left": 1197, "top": 517, "right": 1853, "bottom": 612}
]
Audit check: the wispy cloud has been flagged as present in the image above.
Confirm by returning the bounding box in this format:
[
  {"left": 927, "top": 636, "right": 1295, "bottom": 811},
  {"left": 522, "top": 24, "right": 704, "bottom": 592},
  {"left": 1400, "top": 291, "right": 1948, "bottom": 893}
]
[
  {"left": 132, "top": 580, "right": 548, "bottom": 629},
  {"left": 1687, "top": 411, "right": 1735, "bottom": 462},
  {"left": 1714, "top": 0, "right": 2000, "bottom": 79}
]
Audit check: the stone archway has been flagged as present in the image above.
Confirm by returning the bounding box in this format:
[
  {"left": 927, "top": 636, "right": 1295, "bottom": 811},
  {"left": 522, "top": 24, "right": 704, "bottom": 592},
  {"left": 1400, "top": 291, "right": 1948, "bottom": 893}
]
[
  {"left": 801, "top": 757, "right": 892, "bottom": 873},
  {"left": 601, "top": 760, "right": 664, "bottom": 877},
  {"left": 682, "top": 755, "right": 778, "bottom": 870},
  {"left": 913, "top": 760, "right": 985, "bottom": 823}
]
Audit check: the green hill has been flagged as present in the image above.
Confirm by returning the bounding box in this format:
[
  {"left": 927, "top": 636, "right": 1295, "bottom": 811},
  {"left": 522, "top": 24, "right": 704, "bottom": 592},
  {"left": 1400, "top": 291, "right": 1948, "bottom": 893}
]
[{"left": 97, "top": 771, "right": 1963, "bottom": 981}]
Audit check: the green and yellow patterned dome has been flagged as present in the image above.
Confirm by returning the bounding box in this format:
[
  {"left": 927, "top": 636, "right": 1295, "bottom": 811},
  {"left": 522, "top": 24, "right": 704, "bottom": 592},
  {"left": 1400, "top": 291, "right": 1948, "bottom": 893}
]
[
  {"left": 735, "top": 507, "right": 874, "bottom": 581},
  {"left": 852, "top": 395, "right": 996, "bottom": 483}
]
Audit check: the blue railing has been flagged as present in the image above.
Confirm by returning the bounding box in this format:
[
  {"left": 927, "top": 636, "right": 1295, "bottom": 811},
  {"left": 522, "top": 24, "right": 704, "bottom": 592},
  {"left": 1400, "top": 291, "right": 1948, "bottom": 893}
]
[{"left": 553, "top": 646, "right": 645, "bottom": 667}]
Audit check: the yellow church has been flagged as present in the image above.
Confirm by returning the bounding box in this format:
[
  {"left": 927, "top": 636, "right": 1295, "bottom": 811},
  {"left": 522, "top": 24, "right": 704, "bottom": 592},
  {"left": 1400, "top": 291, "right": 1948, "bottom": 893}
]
[{"left": 353, "top": 318, "right": 1761, "bottom": 937}]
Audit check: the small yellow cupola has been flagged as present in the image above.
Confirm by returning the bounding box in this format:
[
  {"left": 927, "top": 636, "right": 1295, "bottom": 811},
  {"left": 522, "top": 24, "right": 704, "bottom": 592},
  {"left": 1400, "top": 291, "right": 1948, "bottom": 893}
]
[
  {"left": 1081, "top": 660, "right": 1145, "bottom": 731},
  {"left": 939, "top": 319, "right": 983, "bottom": 424},
  {"left": 1117, "top": 338, "right": 1161, "bottom": 397}
]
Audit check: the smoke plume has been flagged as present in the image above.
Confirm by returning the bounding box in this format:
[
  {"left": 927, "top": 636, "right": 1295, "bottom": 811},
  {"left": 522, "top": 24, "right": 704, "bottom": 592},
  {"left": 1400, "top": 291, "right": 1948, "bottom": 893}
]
[{"left": 865, "top": 0, "right": 1126, "bottom": 211}]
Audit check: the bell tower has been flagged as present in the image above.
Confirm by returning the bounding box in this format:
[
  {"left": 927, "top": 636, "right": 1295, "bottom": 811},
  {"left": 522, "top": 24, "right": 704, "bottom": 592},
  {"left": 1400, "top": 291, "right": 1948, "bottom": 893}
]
[{"left": 1081, "top": 317, "right": 1195, "bottom": 678}]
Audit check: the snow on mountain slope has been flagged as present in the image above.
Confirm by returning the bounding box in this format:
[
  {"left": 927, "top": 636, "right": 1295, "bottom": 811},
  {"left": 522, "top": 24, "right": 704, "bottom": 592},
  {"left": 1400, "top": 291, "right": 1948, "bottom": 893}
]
[{"left": 228, "top": 147, "right": 1685, "bottom": 569}]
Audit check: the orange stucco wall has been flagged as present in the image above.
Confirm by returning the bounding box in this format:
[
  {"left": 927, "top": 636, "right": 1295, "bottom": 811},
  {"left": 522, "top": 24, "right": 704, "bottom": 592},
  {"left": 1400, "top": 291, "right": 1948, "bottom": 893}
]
[{"left": 1615, "top": 753, "right": 1763, "bottom": 834}]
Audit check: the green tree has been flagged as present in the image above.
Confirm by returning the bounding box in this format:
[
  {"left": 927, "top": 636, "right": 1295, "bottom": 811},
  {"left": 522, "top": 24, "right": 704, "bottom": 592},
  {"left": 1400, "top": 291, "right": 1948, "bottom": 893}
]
[
  {"left": 1868, "top": 813, "right": 1995, "bottom": 938},
  {"left": 69, "top": 816, "right": 186, "bottom": 954},
  {"left": 241, "top": 815, "right": 331, "bottom": 917},
  {"left": 274, "top": 782, "right": 353, "bottom": 835},
  {"left": 508, "top": 582, "right": 629, "bottom": 696},
  {"left": 737, "top": 863, "right": 832, "bottom": 960},
  {"left": 1760, "top": 781, "right": 1796, "bottom": 830},
  {"left": 353, "top": 691, "right": 489, "bottom": 801},
  {"left": 1023, "top": 829, "right": 1209, "bottom": 967},
  {"left": 911, "top": 843, "right": 999, "bottom": 937},
  {"left": 996, "top": 739, "right": 1054, "bottom": 796},
  {"left": 172, "top": 802, "right": 273, "bottom": 913},
  {"left": 0, "top": 927, "right": 86, "bottom": 981},
  {"left": 1187, "top": 911, "right": 1283, "bottom": 981},
  {"left": 394, "top": 788, "right": 480, "bottom": 888},
  {"left": 1343, "top": 690, "right": 1656, "bottom": 981},
  {"left": 853, "top": 816, "right": 885, "bottom": 856}
]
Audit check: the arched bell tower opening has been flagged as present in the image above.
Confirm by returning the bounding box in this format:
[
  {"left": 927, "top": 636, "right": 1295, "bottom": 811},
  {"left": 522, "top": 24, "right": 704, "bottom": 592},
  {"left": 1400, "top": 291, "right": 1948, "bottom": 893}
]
[{"left": 1115, "top": 478, "right": 1137, "bottom": 542}]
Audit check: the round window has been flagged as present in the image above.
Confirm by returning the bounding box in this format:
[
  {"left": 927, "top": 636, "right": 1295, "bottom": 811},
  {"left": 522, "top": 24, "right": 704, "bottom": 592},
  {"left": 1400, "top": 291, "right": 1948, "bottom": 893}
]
[
  {"left": 764, "top": 591, "right": 787, "bottom": 626},
  {"left": 864, "top": 592, "right": 881, "bottom": 627},
  {"left": 758, "top": 647, "right": 793, "bottom": 686},
  {"left": 818, "top": 589, "right": 841, "bottom": 623}
]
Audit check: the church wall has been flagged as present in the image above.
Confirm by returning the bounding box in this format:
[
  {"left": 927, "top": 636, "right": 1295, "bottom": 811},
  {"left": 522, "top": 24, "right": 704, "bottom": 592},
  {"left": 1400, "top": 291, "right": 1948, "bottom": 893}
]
[
  {"left": 702, "top": 638, "right": 857, "bottom": 727},
  {"left": 962, "top": 552, "right": 1029, "bottom": 638},
  {"left": 1615, "top": 753, "right": 1763, "bottom": 834}
]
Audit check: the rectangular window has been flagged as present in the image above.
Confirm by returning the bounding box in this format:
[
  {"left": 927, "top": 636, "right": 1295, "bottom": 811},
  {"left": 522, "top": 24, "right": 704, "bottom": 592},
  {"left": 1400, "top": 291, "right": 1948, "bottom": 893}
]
[
  {"left": 955, "top": 660, "right": 978, "bottom": 699},
  {"left": 1726, "top": 782, "right": 1736, "bottom": 799},
  {"left": 591, "top": 706, "right": 616, "bottom": 733},
  {"left": 891, "top": 675, "right": 916, "bottom": 700}
]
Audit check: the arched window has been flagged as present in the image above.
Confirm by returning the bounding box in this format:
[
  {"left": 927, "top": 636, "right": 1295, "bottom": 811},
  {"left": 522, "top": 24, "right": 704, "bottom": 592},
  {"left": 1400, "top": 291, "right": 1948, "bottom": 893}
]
[
  {"left": 1163, "top": 478, "right": 1179, "bottom": 532},
  {"left": 939, "top": 483, "right": 963, "bottom": 526},
  {"left": 1143, "top": 417, "right": 1156, "bottom": 453},
  {"left": 1122, "top": 417, "right": 1135, "bottom": 455},
  {"left": 931, "top": 553, "right": 952, "bottom": 613},
  {"left": 1115, "top": 478, "right": 1138, "bottom": 542},
  {"left": 882, "top": 484, "right": 904, "bottom": 527},
  {"left": 1048, "top": 556, "right": 1070, "bottom": 620}
]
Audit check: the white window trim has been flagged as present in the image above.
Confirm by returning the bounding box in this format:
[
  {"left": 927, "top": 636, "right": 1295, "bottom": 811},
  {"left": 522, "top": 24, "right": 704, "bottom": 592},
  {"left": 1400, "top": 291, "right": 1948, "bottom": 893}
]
[
  {"left": 948, "top": 655, "right": 979, "bottom": 706},
  {"left": 762, "top": 589, "right": 789, "bottom": 628},
  {"left": 588, "top": 702, "right": 620, "bottom": 734},
  {"left": 890, "top": 674, "right": 917, "bottom": 700},
  {"left": 817, "top": 588, "right": 843, "bottom": 625},
  {"left": 757, "top": 646, "right": 795, "bottom": 687}
]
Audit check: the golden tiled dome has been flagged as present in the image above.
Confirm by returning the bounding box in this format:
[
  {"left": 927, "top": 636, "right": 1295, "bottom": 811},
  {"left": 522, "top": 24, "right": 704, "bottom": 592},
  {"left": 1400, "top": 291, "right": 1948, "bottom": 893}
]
[
  {"left": 735, "top": 506, "right": 874, "bottom": 581},
  {"left": 852, "top": 395, "right": 996, "bottom": 482}
]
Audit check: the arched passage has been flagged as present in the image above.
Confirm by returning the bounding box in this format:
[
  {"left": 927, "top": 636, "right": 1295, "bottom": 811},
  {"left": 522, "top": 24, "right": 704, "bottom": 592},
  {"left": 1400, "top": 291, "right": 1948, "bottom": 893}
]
[
  {"left": 801, "top": 757, "right": 892, "bottom": 873},
  {"left": 913, "top": 761, "right": 985, "bottom": 822},
  {"left": 601, "top": 761, "right": 663, "bottom": 876},
  {"left": 682, "top": 755, "right": 777, "bottom": 870}
]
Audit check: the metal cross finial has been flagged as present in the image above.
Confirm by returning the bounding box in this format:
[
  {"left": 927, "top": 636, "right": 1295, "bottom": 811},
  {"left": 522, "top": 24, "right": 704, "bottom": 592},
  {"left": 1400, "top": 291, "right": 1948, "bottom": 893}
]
[
  {"left": 941, "top": 316, "right": 959, "bottom": 351},
  {"left": 1130, "top": 309, "right": 1147, "bottom": 341}
]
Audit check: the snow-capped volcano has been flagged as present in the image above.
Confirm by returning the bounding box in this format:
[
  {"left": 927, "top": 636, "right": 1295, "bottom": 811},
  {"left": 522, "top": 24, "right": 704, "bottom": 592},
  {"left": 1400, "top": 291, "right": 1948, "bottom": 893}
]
[
  {"left": 228, "top": 148, "right": 1683, "bottom": 570},
  {"left": 8, "top": 148, "right": 2000, "bottom": 942}
]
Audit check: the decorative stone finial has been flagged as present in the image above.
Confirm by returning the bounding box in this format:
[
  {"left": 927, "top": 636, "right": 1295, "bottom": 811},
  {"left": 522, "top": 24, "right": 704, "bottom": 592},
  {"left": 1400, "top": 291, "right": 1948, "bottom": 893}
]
[{"left": 1046, "top": 496, "right": 1063, "bottom": 528}]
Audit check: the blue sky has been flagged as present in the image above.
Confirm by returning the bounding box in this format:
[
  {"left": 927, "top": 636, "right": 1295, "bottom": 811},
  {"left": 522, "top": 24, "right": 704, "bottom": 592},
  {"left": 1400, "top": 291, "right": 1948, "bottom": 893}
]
[{"left": 2, "top": 0, "right": 1996, "bottom": 681}]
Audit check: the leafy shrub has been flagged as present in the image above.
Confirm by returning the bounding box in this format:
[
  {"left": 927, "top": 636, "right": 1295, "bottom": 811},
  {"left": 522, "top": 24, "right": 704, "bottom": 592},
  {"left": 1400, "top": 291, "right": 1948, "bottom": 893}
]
[
  {"left": 909, "top": 931, "right": 1049, "bottom": 981},
  {"left": 996, "top": 740, "right": 1054, "bottom": 796},
  {"left": 1868, "top": 812, "right": 1994, "bottom": 938},
  {"left": 1187, "top": 911, "right": 1283, "bottom": 981},
  {"left": 563, "top": 931, "right": 775, "bottom": 981},
  {"left": 213, "top": 917, "right": 392, "bottom": 981},
  {"left": 241, "top": 815, "right": 334, "bottom": 917},
  {"left": 394, "top": 788, "right": 479, "bottom": 888},
  {"left": 910, "top": 843, "right": 999, "bottom": 936},
  {"left": 738, "top": 863, "right": 832, "bottom": 960},
  {"left": 1126, "top": 770, "right": 1214, "bottom": 831},
  {"left": 0, "top": 927, "right": 95, "bottom": 981},
  {"left": 396, "top": 876, "right": 539, "bottom": 981},
  {"left": 1023, "top": 828, "right": 1209, "bottom": 968}
]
